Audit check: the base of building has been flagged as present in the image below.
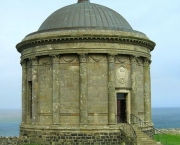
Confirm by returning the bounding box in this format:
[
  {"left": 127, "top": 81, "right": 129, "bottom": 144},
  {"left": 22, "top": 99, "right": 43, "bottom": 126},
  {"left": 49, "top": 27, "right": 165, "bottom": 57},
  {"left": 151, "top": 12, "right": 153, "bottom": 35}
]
[{"left": 19, "top": 124, "right": 129, "bottom": 144}]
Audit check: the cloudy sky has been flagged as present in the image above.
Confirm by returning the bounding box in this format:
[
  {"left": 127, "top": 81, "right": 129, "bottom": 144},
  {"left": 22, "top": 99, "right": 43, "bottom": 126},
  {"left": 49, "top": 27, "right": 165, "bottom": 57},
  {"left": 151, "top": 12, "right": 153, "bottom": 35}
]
[{"left": 0, "top": 0, "right": 180, "bottom": 109}]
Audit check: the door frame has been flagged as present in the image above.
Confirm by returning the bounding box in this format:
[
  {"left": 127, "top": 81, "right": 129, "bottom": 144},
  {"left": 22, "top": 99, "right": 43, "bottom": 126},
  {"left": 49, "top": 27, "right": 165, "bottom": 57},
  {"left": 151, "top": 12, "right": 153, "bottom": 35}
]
[{"left": 115, "top": 89, "right": 131, "bottom": 124}]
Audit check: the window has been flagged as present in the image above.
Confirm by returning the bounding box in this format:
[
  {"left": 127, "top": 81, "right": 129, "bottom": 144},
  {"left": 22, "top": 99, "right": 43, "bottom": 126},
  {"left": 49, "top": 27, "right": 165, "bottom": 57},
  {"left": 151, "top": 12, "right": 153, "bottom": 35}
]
[{"left": 28, "top": 81, "right": 32, "bottom": 119}]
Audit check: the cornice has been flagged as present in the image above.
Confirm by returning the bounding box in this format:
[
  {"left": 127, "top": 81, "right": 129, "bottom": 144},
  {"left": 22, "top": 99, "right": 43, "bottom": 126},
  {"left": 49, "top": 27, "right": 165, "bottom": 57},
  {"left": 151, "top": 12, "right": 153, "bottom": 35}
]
[
  {"left": 16, "top": 35, "right": 155, "bottom": 53},
  {"left": 16, "top": 30, "right": 155, "bottom": 53}
]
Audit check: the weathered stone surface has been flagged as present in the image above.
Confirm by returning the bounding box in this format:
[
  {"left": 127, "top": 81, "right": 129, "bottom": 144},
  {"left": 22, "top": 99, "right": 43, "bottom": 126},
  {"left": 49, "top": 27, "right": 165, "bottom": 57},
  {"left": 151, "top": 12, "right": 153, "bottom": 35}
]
[
  {"left": 0, "top": 130, "right": 124, "bottom": 145},
  {"left": 144, "top": 58, "right": 152, "bottom": 123},
  {"left": 16, "top": 1, "right": 155, "bottom": 144},
  {"left": 108, "top": 55, "right": 116, "bottom": 125}
]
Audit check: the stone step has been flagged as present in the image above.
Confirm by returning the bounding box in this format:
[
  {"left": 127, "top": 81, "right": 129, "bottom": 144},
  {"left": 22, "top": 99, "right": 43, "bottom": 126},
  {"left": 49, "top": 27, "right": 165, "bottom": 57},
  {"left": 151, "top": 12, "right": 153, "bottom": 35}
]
[{"left": 132, "top": 126, "right": 163, "bottom": 145}]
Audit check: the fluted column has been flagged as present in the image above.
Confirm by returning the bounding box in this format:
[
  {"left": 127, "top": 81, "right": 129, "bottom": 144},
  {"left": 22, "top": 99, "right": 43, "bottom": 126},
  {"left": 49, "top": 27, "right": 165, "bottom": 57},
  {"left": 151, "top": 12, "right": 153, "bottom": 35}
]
[
  {"left": 144, "top": 58, "right": 152, "bottom": 123},
  {"left": 31, "top": 57, "right": 39, "bottom": 124},
  {"left": 21, "top": 59, "right": 27, "bottom": 124},
  {"left": 108, "top": 54, "right": 116, "bottom": 125},
  {"left": 130, "top": 56, "right": 138, "bottom": 117},
  {"left": 52, "top": 55, "right": 60, "bottom": 124},
  {"left": 79, "top": 53, "right": 88, "bottom": 125}
]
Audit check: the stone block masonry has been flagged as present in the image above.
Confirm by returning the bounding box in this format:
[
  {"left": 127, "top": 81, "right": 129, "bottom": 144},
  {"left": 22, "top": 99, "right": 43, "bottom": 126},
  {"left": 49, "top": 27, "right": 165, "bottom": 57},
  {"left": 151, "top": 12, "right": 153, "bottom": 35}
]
[
  {"left": 0, "top": 136, "right": 29, "bottom": 145},
  {"left": 0, "top": 131, "right": 125, "bottom": 145}
]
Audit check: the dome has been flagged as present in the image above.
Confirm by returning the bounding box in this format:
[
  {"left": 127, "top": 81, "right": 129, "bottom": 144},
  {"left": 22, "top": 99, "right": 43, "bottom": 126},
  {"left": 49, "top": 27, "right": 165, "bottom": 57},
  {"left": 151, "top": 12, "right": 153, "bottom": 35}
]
[{"left": 38, "top": 0, "right": 133, "bottom": 32}]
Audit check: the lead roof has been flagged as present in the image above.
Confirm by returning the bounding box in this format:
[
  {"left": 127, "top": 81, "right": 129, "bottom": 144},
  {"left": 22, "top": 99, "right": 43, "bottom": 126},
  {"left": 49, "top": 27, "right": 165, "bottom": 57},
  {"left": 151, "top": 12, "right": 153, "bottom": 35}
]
[{"left": 38, "top": 1, "right": 133, "bottom": 32}]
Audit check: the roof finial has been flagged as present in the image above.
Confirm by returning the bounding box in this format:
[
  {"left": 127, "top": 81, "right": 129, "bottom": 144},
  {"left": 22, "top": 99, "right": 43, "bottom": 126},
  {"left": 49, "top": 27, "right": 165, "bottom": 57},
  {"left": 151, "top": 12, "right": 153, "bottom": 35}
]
[{"left": 78, "top": 0, "right": 90, "bottom": 3}]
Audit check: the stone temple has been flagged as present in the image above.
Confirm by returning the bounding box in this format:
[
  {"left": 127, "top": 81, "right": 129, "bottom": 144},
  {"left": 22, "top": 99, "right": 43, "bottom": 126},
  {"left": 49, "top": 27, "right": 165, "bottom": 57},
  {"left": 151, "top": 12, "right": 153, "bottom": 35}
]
[{"left": 16, "top": 0, "right": 156, "bottom": 144}]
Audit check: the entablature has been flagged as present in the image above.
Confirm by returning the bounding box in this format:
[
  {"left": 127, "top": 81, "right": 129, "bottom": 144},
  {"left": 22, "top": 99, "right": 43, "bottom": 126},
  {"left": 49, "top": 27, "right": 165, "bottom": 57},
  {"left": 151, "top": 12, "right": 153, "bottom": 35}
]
[{"left": 16, "top": 30, "right": 155, "bottom": 53}]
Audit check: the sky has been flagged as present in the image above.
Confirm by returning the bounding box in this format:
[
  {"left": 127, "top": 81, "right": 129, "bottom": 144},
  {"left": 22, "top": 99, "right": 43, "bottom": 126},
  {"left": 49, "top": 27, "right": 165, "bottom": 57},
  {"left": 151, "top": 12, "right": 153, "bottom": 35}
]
[{"left": 0, "top": 0, "right": 180, "bottom": 109}]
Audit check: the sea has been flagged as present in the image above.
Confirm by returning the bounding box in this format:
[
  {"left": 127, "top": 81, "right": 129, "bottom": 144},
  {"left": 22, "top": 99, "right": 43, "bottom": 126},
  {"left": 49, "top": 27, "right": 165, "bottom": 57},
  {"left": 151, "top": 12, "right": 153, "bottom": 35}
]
[{"left": 0, "top": 108, "right": 180, "bottom": 137}]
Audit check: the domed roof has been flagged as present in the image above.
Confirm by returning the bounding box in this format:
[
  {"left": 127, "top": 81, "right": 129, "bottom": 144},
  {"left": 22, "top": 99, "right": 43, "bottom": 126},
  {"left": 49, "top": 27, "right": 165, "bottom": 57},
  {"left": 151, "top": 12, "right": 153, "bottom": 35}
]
[{"left": 38, "top": 0, "right": 133, "bottom": 32}]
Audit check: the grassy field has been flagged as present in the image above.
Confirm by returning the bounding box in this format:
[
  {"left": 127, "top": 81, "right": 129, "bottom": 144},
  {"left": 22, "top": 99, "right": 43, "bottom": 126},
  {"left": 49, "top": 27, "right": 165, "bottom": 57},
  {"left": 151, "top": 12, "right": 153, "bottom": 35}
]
[{"left": 154, "top": 134, "right": 180, "bottom": 145}]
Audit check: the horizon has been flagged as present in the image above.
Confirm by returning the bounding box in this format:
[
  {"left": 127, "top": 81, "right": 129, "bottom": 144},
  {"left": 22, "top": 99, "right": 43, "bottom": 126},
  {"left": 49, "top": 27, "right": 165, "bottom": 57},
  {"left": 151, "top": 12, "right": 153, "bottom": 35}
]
[
  {"left": 0, "top": 0, "right": 180, "bottom": 109},
  {"left": 1, "top": 107, "right": 180, "bottom": 110}
]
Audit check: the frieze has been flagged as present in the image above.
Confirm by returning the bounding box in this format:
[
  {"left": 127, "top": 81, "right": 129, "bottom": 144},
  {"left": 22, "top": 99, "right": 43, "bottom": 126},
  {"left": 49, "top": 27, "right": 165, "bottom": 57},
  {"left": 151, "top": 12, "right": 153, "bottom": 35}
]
[
  {"left": 90, "top": 54, "right": 103, "bottom": 62},
  {"left": 134, "top": 46, "right": 150, "bottom": 53},
  {"left": 30, "top": 57, "right": 39, "bottom": 65},
  {"left": 17, "top": 38, "right": 155, "bottom": 53},
  {"left": 62, "top": 55, "right": 77, "bottom": 62},
  {"left": 20, "top": 43, "right": 151, "bottom": 61},
  {"left": 58, "top": 43, "right": 107, "bottom": 48},
  {"left": 116, "top": 65, "right": 128, "bottom": 84},
  {"left": 39, "top": 57, "right": 52, "bottom": 65},
  {"left": 116, "top": 55, "right": 129, "bottom": 63}
]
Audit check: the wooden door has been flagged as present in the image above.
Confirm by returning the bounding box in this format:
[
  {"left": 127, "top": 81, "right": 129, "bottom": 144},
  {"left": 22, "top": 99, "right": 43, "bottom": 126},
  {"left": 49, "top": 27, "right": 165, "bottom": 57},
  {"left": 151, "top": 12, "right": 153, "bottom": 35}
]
[
  {"left": 117, "top": 99, "right": 121, "bottom": 123},
  {"left": 117, "top": 96, "right": 126, "bottom": 123}
]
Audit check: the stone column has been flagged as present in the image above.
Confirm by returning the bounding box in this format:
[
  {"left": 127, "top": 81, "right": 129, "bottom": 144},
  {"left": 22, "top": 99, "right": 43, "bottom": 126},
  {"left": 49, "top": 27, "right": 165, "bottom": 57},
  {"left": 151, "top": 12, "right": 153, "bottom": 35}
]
[
  {"left": 79, "top": 53, "right": 88, "bottom": 125},
  {"left": 130, "top": 56, "right": 138, "bottom": 117},
  {"left": 108, "top": 54, "right": 116, "bottom": 125},
  {"left": 144, "top": 58, "right": 152, "bottom": 123},
  {"left": 31, "top": 57, "right": 39, "bottom": 124},
  {"left": 52, "top": 55, "right": 60, "bottom": 124},
  {"left": 21, "top": 59, "right": 27, "bottom": 124}
]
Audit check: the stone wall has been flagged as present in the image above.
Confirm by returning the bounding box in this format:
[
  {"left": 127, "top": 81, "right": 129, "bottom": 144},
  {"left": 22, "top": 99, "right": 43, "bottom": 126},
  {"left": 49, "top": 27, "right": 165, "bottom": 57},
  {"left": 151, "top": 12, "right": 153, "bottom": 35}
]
[
  {"left": 38, "top": 56, "right": 53, "bottom": 124},
  {"left": 157, "top": 128, "right": 180, "bottom": 135},
  {"left": 88, "top": 54, "right": 108, "bottom": 124},
  {"left": 0, "top": 131, "right": 126, "bottom": 145},
  {"left": 0, "top": 136, "right": 29, "bottom": 145}
]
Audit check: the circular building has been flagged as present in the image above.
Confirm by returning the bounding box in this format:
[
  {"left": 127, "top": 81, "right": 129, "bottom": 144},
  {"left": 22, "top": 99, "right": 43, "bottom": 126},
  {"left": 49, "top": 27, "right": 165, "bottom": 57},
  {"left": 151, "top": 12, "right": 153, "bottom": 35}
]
[{"left": 16, "top": 0, "right": 155, "bottom": 144}]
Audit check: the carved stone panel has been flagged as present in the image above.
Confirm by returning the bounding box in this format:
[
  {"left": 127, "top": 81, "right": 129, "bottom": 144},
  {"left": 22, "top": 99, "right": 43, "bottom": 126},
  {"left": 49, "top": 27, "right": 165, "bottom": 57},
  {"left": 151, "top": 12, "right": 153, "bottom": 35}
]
[
  {"left": 39, "top": 57, "right": 52, "bottom": 66},
  {"left": 61, "top": 54, "right": 77, "bottom": 63},
  {"left": 116, "top": 65, "right": 128, "bottom": 84},
  {"left": 116, "top": 55, "right": 129, "bottom": 63},
  {"left": 90, "top": 54, "right": 103, "bottom": 62}
]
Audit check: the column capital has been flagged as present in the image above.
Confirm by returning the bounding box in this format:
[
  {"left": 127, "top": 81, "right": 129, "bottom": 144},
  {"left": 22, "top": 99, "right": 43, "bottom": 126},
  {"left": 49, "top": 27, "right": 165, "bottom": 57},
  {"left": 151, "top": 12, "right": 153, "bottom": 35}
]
[
  {"left": 108, "top": 54, "right": 115, "bottom": 63},
  {"left": 144, "top": 58, "right": 151, "bottom": 67},
  {"left": 20, "top": 59, "right": 27, "bottom": 68},
  {"left": 130, "top": 55, "right": 137, "bottom": 63},
  {"left": 51, "top": 54, "right": 60, "bottom": 63},
  {"left": 78, "top": 53, "right": 88, "bottom": 63},
  {"left": 30, "top": 57, "right": 39, "bottom": 65}
]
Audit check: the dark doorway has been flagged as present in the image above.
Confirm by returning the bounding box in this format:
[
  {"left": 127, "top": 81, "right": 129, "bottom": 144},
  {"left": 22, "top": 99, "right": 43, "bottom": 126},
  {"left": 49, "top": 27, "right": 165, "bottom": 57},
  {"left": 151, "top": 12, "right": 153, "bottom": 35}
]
[{"left": 117, "top": 93, "right": 126, "bottom": 123}]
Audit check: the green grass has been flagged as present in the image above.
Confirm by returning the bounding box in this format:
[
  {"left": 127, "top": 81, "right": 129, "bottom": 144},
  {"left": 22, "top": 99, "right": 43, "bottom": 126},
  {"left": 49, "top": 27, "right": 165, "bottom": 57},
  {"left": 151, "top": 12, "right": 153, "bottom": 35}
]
[
  {"left": 26, "top": 144, "right": 39, "bottom": 145},
  {"left": 25, "top": 144, "right": 39, "bottom": 145},
  {"left": 154, "top": 134, "right": 180, "bottom": 145}
]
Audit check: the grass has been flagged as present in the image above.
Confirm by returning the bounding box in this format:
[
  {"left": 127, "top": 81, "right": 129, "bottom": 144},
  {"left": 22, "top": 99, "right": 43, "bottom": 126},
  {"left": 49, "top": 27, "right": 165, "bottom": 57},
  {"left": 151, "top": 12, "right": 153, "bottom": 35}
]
[
  {"left": 154, "top": 134, "right": 180, "bottom": 145},
  {"left": 26, "top": 144, "right": 39, "bottom": 145}
]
